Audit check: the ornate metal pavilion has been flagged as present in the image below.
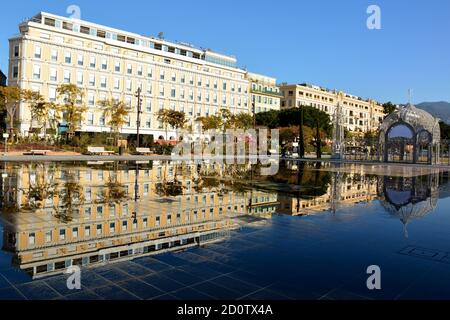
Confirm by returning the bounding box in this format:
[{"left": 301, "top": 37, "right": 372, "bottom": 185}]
[{"left": 379, "top": 104, "right": 440, "bottom": 164}]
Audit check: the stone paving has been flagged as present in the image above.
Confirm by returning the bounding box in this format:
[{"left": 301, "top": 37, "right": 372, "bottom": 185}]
[{"left": 2, "top": 198, "right": 450, "bottom": 300}]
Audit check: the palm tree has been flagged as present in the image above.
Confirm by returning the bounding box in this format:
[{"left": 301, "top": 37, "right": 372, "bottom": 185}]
[
  {"left": 157, "top": 109, "right": 172, "bottom": 141},
  {"left": 98, "top": 99, "right": 129, "bottom": 144},
  {"left": 156, "top": 109, "right": 187, "bottom": 142}
]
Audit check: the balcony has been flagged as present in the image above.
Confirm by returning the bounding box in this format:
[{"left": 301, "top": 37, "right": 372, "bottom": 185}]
[{"left": 250, "top": 87, "right": 283, "bottom": 97}]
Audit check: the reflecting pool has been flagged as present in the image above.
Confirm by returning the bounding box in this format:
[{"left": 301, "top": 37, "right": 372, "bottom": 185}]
[{"left": 0, "top": 160, "right": 449, "bottom": 300}]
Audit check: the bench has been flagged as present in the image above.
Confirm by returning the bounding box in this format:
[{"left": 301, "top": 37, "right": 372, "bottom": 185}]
[
  {"left": 135, "top": 147, "right": 153, "bottom": 155},
  {"left": 87, "top": 146, "right": 115, "bottom": 155},
  {"left": 23, "top": 150, "right": 51, "bottom": 156}
]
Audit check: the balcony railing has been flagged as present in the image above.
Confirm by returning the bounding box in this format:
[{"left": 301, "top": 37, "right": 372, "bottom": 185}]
[{"left": 250, "top": 88, "right": 284, "bottom": 97}]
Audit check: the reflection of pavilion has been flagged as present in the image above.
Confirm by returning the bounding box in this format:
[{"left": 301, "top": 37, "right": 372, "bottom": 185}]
[{"left": 377, "top": 173, "right": 439, "bottom": 237}]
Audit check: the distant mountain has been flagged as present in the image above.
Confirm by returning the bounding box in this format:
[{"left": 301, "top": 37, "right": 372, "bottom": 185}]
[{"left": 415, "top": 101, "right": 450, "bottom": 124}]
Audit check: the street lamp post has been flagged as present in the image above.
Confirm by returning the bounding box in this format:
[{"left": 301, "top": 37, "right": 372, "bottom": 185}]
[
  {"left": 2, "top": 133, "right": 9, "bottom": 155},
  {"left": 135, "top": 87, "right": 143, "bottom": 148}
]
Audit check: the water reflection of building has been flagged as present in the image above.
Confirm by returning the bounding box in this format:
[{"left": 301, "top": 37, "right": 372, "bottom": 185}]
[
  {"left": 277, "top": 168, "right": 378, "bottom": 216},
  {"left": 377, "top": 173, "right": 440, "bottom": 237},
  {"left": 0, "top": 161, "right": 277, "bottom": 279}
]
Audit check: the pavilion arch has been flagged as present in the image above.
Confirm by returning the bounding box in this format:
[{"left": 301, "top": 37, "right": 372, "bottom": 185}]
[{"left": 379, "top": 104, "right": 440, "bottom": 165}]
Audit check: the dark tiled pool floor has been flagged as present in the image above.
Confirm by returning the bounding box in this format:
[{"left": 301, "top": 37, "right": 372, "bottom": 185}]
[{"left": 2, "top": 198, "right": 450, "bottom": 300}]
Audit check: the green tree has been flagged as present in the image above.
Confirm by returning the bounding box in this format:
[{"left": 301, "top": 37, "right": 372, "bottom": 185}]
[
  {"left": 196, "top": 114, "right": 223, "bottom": 132},
  {"left": 229, "top": 112, "right": 254, "bottom": 130},
  {"left": 440, "top": 121, "right": 450, "bottom": 140},
  {"left": 167, "top": 110, "right": 187, "bottom": 131},
  {"left": 98, "top": 99, "right": 130, "bottom": 143},
  {"left": 0, "top": 87, "right": 39, "bottom": 142},
  {"left": 56, "top": 84, "right": 87, "bottom": 142},
  {"left": 383, "top": 101, "right": 397, "bottom": 115},
  {"left": 28, "top": 93, "right": 58, "bottom": 138},
  {"left": 255, "top": 110, "right": 279, "bottom": 128}
]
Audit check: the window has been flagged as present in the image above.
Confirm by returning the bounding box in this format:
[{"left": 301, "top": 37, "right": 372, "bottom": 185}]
[
  {"left": 110, "top": 222, "right": 116, "bottom": 233},
  {"left": 12, "top": 65, "right": 18, "bottom": 79},
  {"left": 72, "top": 227, "right": 78, "bottom": 238},
  {"left": 114, "top": 78, "right": 120, "bottom": 90},
  {"left": 28, "top": 233, "right": 35, "bottom": 245},
  {"left": 96, "top": 224, "right": 102, "bottom": 235},
  {"left": 122, "top": 220, "right": 128, "bottom": 231},
  {"left": 159, "top": 85, "right": 164, "bottom": 97},
  {"left": 77, "top": 54, "right": 84, "bottom": 66},
  {"left": 126, "top": 79, "right": 132, "bottom": 91},
  {"left": 89, "top": 56, "right": 96, "bottom": 68},
  {"left": 65, "top": 51, "right": 71, "bottom": 64},
  {"left": 13, "top": 45, "right": 19, "bottom": 57},
  {"left": 59, "top": 229, "right": 66, "bottom": 240},
  {"left": 127, "top": 63, "right": 132, "bottom": 75},
  {"left": 160, "top": 70, "right": 165, "bottom": 80},
  {"left": 171, "top": 87, "right": 176, "bottom": 98},
  {"left": 155, "top": 216, "right": 160, "bottom": 226},
  {"left": 33, "top": 65, "right": 41, "bottom": 80},
  {"left": 45, "top": 231, "right": 52, "bottom": 243},
  {"left": 101, "top": 58, "right": 108, "bottom": 70},
  {"left": 49, "top": 87, "right": 56, "bottom": 102},
  {"left": 85, "top": 226, "right": 91, "bottom": 237},
  {"left": 89, "top": 74, "right": 95, "bottom": 86},
  {"left": 100, "top": 76, "right": 107, "bottom": 88},
  {"left": 77, "top": 72, "right": 83, "bottom": 85},
  {"left": 115, "top": 61, "right": 121, "bottom": 72},
  {"left": 34, "top": 46, "right": 41, "bottom": 59},
  {"left": 171, "top": 72, "right": 176, "bottom": 82},
  {"left": 64, "top": 70, "right": 71, "bottom": 83},
  {"left": 143, "top": 218, "right": 148, "bottom": 228},
  {"left": 88, "top": 94, "right": 95, "bottom": 106},
  {"left": 50, "top": 68, "right": 57, "bottom": 82},
  {"left": 137, "top": 65, "right": 143, "bottom": 76},
  {"left": 147, "top": 67, "right": 153, "bottom": 78}
]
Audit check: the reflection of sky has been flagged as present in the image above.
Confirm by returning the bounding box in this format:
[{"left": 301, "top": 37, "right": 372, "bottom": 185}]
[
  {"left": 388, "top": 125, "right": 413, "bottom": 139},
  {"left": 386, "top": 189, "right": 411, "bottom": 205}
]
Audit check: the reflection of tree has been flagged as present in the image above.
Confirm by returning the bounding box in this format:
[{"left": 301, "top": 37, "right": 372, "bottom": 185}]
[
  {"left": 54, "top": 170, "right": 85, "bottom": 223},
  {"left": 21, "top": 163, "right": 58, "bottom": 211},
  {"left": 268, "top": 163, "right": 331, "bottom": 198},
  {"left": 154, "top": 163, "right": 185, "bottom": 197},
  {"left": 101, "top": 175, "right": 128, "bottom": 205}
]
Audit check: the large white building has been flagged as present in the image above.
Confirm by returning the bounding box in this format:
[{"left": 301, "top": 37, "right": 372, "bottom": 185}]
[{"left": 8, "top": 12, "right": 279, "bottom": 140}]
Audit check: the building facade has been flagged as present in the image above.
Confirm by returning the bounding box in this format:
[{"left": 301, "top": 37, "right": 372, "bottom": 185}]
[
  {"left": 7, "top": 12, "right": 281, "bottom": 139},
  {"left": 279, "top": 83, "right": 385, "bottom": 133},
  {"left": 247, "top": 72, "right": 281, "bottom": 113}
]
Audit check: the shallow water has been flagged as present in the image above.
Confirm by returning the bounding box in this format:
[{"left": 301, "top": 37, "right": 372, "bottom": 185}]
[{"left": 0, "top": 160, "right": 449, "bottom": 300}]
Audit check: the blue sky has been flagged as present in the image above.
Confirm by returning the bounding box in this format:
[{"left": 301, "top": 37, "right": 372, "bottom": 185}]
[{"left": 1, "top": 0, "right": 449, "bottom": 103}]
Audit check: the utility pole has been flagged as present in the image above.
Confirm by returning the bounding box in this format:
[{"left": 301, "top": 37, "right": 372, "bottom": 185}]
[
  {"left": 135, "top": 87, "right": 142, "bottom": 148},
  {"left": 298, "top": 105, "right": 305, "bottom": 158}
]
